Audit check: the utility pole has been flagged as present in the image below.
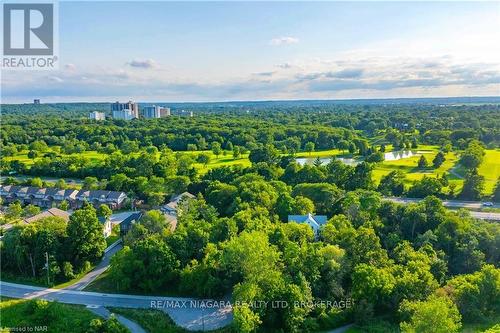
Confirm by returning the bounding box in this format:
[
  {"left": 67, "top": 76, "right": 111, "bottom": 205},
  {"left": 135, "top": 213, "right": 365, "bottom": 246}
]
[
  {"left": 45, "top": 252, "right": 50, "bottom": 286},
  {"left": 202, "top": 307, "right": 205, "bottom": 332}
]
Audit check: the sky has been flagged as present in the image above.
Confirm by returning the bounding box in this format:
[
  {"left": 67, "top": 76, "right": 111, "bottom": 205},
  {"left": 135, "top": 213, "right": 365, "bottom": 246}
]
[{"left": 1, "top": 1, "right": 500, "bottom": 103}]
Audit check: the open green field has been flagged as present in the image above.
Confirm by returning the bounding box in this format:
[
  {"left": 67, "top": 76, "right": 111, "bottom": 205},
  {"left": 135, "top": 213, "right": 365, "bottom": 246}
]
[
  {"left": 3, "top": 149, "right": 111, "bottom": 167},
  {"left": 0, "top": 298, "right": 128, "bottom": 332},
  {"left": 372, "top": 146, "right": 458, "bottom": 183},
  {"left": 477, "top": 149, "right": 499, "bottom": 193},
  {"left": 294, "top": 148, "right": 343, "bottom": 158},
  {"left": 451, "top": 149, "right": 500, "bottom": 195}
]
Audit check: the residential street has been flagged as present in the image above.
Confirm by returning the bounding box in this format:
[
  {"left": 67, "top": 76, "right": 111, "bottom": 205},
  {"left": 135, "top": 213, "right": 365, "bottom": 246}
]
[{"left": 0, "top": 281, "right": 233, "bottom": 331}]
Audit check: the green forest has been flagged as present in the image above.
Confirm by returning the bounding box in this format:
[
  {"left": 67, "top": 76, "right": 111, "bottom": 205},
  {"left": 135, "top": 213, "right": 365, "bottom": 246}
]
[{"left": 1, "top": 102, "right": 499, "bottom": 332}]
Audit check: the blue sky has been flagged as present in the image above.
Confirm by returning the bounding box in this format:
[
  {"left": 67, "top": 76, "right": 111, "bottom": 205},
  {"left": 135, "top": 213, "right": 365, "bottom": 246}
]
[{"left": 2, "top": 1, "right": 499, "bottom": 102}]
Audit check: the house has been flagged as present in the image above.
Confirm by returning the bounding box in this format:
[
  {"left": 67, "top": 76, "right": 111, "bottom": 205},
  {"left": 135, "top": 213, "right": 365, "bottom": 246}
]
[
  {"left": 0, "top": 185, "right": 79, "bottom": 208},
  {"left": 23, "top": 207, "right": 70, "bottom": 224},
  {"left": 0, "top": 185, "right": 127, "bottom": 210},
  {"left": 160, "top": 192, "right": 195, "bottom": 217},
  {"left": 119, "top": 212, "right": 143, "bottom": 236},
  {"left": 74, "top": 190, "right": 127, "bottom": 210},
  {"left": 288, "top": 213, "right": 328, "bottom": 235},
  {"left": 164, "top": 213, "right": 178, "bottom": 232},
  {"left": 98, "top": 216, "right": 113, "bottom": 238}
]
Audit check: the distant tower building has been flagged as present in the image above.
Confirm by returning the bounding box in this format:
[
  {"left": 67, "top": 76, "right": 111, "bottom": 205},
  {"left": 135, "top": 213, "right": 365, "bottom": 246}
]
[
  {"left": 142, "top": 105, "right": 161, "bottom": 118},
  {"left": 159, "top": 107, "right": 171, "bottom": 117},
  {"left": 89, "top": 111, "right": 105, "bottom": 121},
  {"left": 142, "top": 106, "right": 171, "bottom": 118},
  {"left": 34, "top": 99, "right": 40, "bottom": 104},
  {"left": 111, "top": 101, "right": 139, "bottom": 120}
]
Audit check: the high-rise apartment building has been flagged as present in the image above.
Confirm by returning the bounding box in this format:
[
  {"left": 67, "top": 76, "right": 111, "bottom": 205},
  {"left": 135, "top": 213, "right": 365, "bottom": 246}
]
[
  {"left": 142, "top": 105, "right": 171, "bottom": 118},
  {"left": 111, "top": 101, "right": 139, "bottom": 120},
  {"left": 89, "top": 111, "right": 105, "bottom": 120}
]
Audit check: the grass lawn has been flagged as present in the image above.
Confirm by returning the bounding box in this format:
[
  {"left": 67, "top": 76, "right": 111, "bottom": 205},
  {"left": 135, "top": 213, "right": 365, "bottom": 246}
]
[
  {"left": 109, "top": 308, "right": 233, "bottom": 333},
  {"left": 294, "top": 148, "right": 343, "bottom": 158},
  {"left": 3, "top": 149, "right": 109, "bottom": 167},
  {"left": 83, "top": 270, "right": 183, "bottom": 297},
  {"left": 478, "top": 149, "right": 500, "bottom": 194},
  {"left": 1, "top": 264, "right": 95, "bottom": 290},
  {"left": 191, "top": 153, "right": 252, "bottom": 173},
  {"left": 0, "top": 298, "right": 128, "bottom": 332},
  {"left": 82, "top": 270, "right": 115, "bottom": 293},
  {"left": 451, "top": 149, "right": 499, "bottom": 195},
  {"left": 342, "top": 315, "right": 499, "bottom": 333},
  {"left": 372, "top": 146, "right": 451, "bottom": 184}
]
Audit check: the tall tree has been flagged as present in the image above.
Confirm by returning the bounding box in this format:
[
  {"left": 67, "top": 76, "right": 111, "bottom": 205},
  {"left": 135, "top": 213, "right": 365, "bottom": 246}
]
[
  {"left": 459, "top": 169, "right": 484, "bottom": 200},
  {"left": 67, "top": 204, "right": 106, "bottom": 268},
  {"left": 418, "top": 155, "right": 428, "bottom": 169},
  {"left": 399, "top": 295, "right": 462, "bottom": 333},
  {"left": 432, "top": 151, "right": 446, "bottom": 168}
]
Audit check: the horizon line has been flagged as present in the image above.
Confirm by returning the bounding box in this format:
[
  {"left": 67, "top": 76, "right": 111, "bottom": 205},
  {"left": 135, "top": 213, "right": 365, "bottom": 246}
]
[{"left": 2, "top": 95, "right": 500, "bottom": 105}]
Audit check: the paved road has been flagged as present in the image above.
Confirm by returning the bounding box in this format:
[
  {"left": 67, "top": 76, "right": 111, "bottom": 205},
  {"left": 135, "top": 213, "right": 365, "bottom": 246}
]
[
  {"left": 89, "top": 305, "right": 147, "bottom": 333},
  {"left": 0, "top": 175, "right": 84, "bottom": 185},
  {"left": 65, "top": 240, "right": 123, "bottom": 291},
  {"left": 0, "top": 281, "right": 233, "bottom": 331},
  {"left": 109, "top": 211, "right": 137, "bottom": 225},
  {"left": 65, "top": 210, "right": 138, "bottom": 290},
  {"left": 385, "top": 197, "right": 500, "bottom": 221},
  {"left": 325, "top": 324, "right": 354, "bottom": 333}
]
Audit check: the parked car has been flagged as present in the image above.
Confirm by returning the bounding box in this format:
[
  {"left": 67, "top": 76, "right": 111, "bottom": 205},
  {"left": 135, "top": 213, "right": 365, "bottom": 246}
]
[{"left": 482, "top": 202, "right": 494, "bottom": 207}]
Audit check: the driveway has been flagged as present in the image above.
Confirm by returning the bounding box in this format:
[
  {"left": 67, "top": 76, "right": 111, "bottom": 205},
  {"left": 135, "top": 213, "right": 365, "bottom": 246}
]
[
  {"left": 65, "top": 240, "right": 123, "bottom": 291},
  {"left": 109, "top": 211, "right": 138, "bottom": 225}
]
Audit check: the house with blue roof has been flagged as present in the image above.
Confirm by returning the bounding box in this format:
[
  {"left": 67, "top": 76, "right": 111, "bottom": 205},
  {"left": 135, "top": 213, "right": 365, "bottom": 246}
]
[{"left": 287, "top": 213, "right": 328, "bottom": 236}]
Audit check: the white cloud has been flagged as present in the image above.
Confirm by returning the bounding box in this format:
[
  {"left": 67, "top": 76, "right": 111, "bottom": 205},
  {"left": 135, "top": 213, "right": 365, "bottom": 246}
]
[
  {"left": 64, "top": 63, "right": 76, "bottom": 71},
  {"left": 277, "top": 62, "right": 292, "bottom": 69},
  {"left": 269, "top": 36, "right": 299, "bottom": 46},
  {"left": 3, "top": 54, "right": 499, "bottom": 103},
  {"left": 47, "top": 76, "right": 64, "bottom": 83},
  {"left": 127, "top": 59, "right": 157, "bottom": 69}
]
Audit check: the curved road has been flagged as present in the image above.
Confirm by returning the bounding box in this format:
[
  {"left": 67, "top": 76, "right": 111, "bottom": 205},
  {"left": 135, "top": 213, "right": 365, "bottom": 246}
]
[{"left": 0, "top": 281, "right": 233, "bottom": 331}]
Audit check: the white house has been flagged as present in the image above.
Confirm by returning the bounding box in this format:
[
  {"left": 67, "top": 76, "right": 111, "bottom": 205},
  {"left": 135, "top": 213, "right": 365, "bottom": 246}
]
[
  {"left": 98, "top": 216, "right": 113, "bottom": 238},
  {"left": 288, "top": 213, "right": 328, "bottom": 235},
  {"left": 160, "top": 192, "right": 195, "bottom": 217}
]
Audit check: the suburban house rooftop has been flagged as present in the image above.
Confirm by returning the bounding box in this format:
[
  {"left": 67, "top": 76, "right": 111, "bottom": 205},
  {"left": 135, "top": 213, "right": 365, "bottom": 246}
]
[
  {"left": 0, "top": 185, "right": 127, "bottom": 210},
  {"left": 23, "top": 207, "right": 71, "bottom": 224}
]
